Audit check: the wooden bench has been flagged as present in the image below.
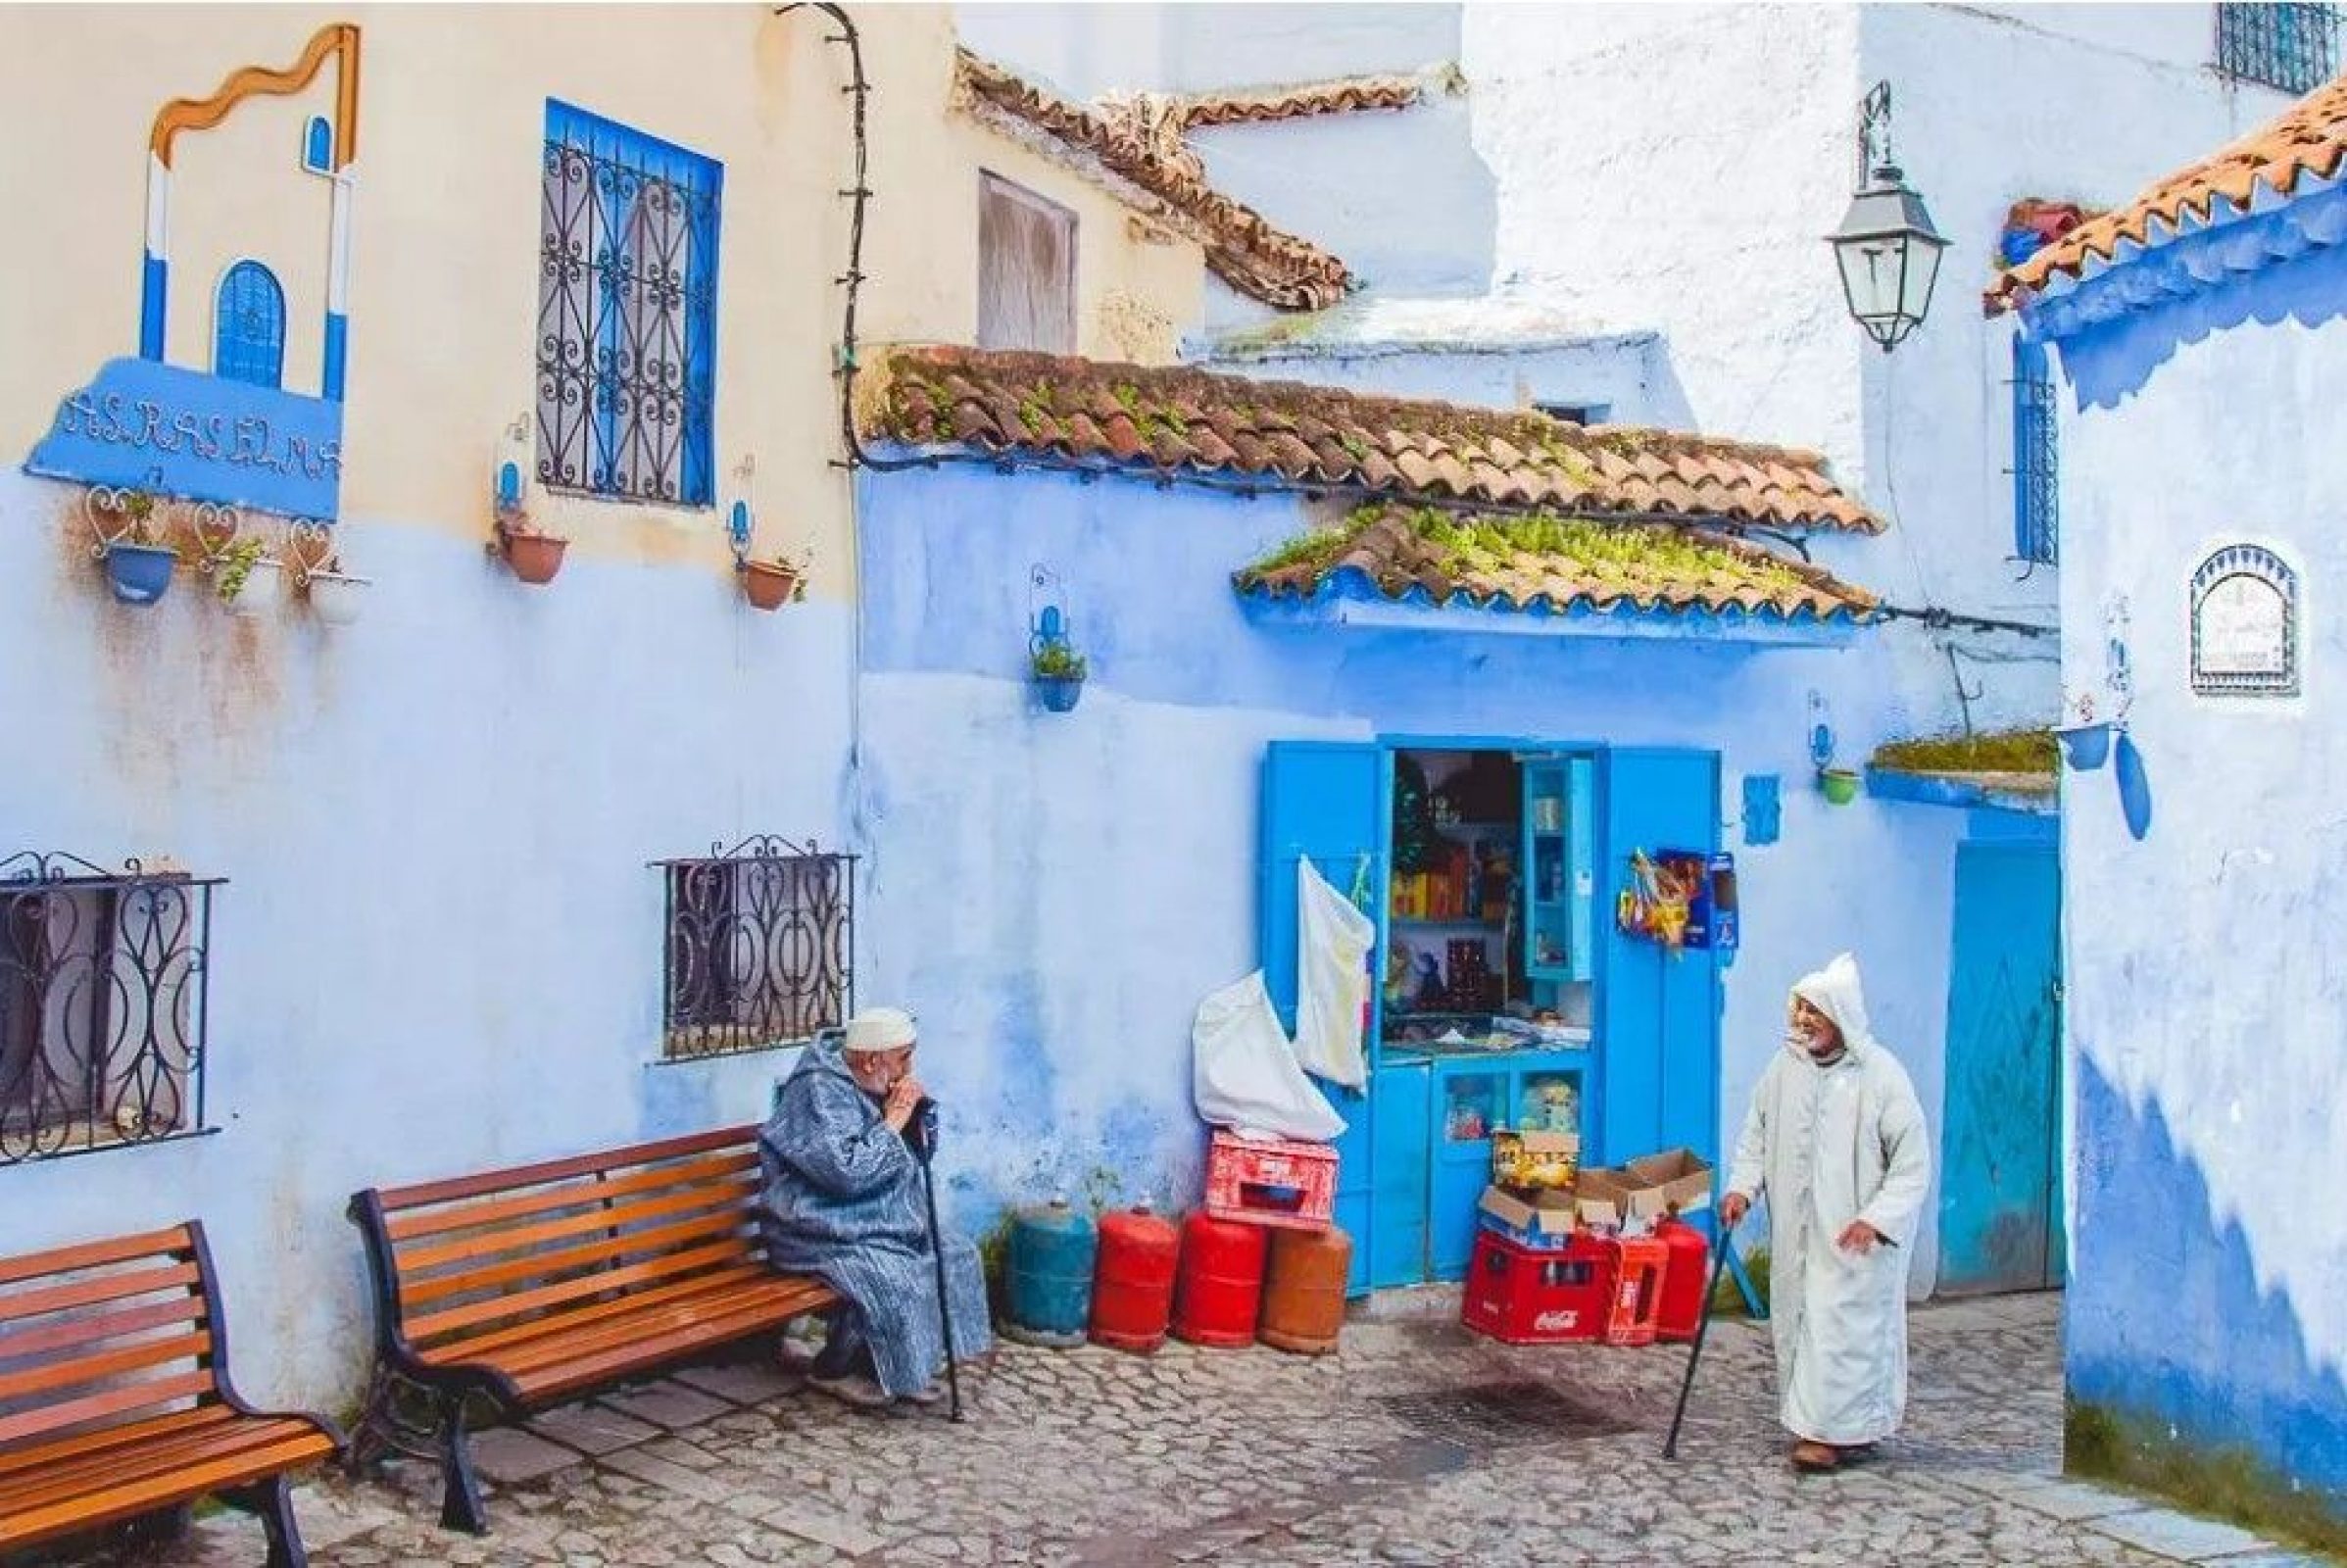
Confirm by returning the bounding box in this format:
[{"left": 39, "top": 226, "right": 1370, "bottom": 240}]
[
  {"left": 347, "top": 1125, "right": 837, "bottom": 1534},
  {"left": 0, "top": 1222, "right": 342, "bottom": 1567}
]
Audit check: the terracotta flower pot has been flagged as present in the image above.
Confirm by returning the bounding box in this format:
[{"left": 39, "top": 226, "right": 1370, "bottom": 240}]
[
  {"left": 499, "top": 527, "right": 567, "bottom": 585},
  {"left": 742, "top": 560, "right": 801, "bottom": 612}
]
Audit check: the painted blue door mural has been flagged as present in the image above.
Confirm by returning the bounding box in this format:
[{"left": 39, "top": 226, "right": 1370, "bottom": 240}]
[
  {"left": 1258, "top": 741, "right": 1383, "bottom": 1293},
  {"left": 1938, "top": 840, "right": 2065, "bottom": 1294},
  {"left": 214, "top": 262, "right": 286, "bottom": 389},
  {"left": 1594, "top": 748, "right": 1723, "bottom": 1174}
]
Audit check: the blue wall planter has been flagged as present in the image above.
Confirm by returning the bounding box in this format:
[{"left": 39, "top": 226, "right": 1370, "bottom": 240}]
[
  {"left": 1036, "top": 675, "right": 1085, "bottom": 713},
  {"left": 105, "top": 542, "right": 177, "bottom": 606},
  {"left": 2057, "top": 722, "right": 2113, "bottom": 772}
]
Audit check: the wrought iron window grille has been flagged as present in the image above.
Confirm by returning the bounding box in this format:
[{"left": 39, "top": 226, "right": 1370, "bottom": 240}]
[
  {"left": 537, "top": 101, "right": 722, "bottom": 509},
  {"left": 2216, "top": 3, "right": 2340, "bottom": 95},
  {"left": 2011, "top": 335, "right": 2059, "bottom": 568},
  {"left": 0, "top": 853, "right": 222, "bottom": 1167},
  {"left": 653, "top": 836, "right": 856, "bottom": 1062}
]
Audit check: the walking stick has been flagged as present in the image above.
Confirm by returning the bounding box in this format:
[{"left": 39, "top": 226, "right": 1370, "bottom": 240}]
[
  {"left": 1662, "top": 1215, "right": 1739, "bottom": 1460},
  {"left": 912, "top": 1101, "right": 965, "bottom": 1422}
]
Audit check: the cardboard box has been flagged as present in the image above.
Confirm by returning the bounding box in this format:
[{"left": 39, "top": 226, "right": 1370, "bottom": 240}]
[
  {"left": 1622, "top": 1148, "right": 1715, "bottom": 1220},
  {"left": 1571, "top": 1165, "right": 1638, "bottom": 1230},
  {"left": 1476, "top": 1184, "right": 1581, "bottom": 1250},
  {"left": 1491, "top": 1129, "right": 1580, "bottom": 1191}
]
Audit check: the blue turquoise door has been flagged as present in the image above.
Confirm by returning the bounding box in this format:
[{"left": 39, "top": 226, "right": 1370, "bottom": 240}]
[
  {"left": 1258, "top": 741, "right": 1383, "bottom": 1293},
  {"left": 1593, "top": 749, "right": 1723, "bottom": 1174},
  {"left": 1938, "top": 840, "right": 2065, "bottom": 1294}
]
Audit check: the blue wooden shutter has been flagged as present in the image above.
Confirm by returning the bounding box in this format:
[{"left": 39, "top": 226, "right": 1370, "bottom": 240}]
[
  {"left": 1595, "top": 748, "right": 1723, "bottom": 1175},
  {"left": 1259, "top": 740, "right": 1383, "bottom": 1292},
  {"left": 2012, "top": 334, "right": 2058, "bottom": 565}
]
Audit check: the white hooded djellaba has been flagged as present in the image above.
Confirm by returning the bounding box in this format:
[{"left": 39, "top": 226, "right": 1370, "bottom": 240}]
[{"left": 1728, "top": 953, "right": 1931, "bottom": 1446}]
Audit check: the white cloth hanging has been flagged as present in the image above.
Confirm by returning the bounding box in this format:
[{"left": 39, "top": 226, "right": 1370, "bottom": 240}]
[
  {"left": 1191, "top": 971, "right": 1346, "bottom": 1142},
  {"left": 1293, "top": 857, "right": 1374, "bottom": 1089}
]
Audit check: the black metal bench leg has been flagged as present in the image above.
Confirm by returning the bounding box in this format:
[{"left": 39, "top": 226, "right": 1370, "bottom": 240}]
[
  {"left": 436, "top": 1393, "right": 490, "bottom": 1536},
  {"left": 226, "top": 1476, "right": 309, "bottom": 1568}
]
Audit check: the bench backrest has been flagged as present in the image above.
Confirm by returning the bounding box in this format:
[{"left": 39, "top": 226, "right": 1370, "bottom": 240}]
[
  {"left": 0, "top": 1223, "right": 227, "bottom": 1452},
  {"left": 352, "top": 1125, "right": 770, "bottom": 1359}
]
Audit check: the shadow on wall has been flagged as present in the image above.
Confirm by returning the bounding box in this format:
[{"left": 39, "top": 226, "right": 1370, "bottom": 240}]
[{"left": 2069, "top": 1054, "right": 2347, "bottom": 1542}]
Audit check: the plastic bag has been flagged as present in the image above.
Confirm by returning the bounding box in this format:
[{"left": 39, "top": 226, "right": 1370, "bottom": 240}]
[
  {"left": 1293, "top": 858, "right": 1373, "bottom": 1089},
  {"left": 1192, "top": 970, "right": 1346, "bottom": 1142}
]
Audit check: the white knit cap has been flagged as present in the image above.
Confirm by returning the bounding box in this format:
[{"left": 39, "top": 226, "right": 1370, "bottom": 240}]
[{"left": 841, "top": 1006, "right": 917, "bottom": 1054}]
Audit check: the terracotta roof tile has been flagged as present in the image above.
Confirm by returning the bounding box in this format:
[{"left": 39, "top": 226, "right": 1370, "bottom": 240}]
[
  {"left": 860, "top": 346, "right": 1882, "bottom": 532},
  {"left": 1157, "top": 74, "right": 1425, "bottom": 130},
  {"left": 957, "top": 50, "right": 1353, "bottom": 311},
  {"left": 1988, "top": 72, "right": 2347, "bottom": 313},
  {"left": 1233, "top": 506, "right": 1881, "bottom": 623}
]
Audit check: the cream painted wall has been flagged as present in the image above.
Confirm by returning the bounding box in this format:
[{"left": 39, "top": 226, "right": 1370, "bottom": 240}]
[{"left": 0, "top": 4, "right": 1204, "bottom": 592}]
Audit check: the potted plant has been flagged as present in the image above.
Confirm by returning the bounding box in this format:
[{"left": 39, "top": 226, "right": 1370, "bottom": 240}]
[
  {"left": 741, "top": 547, "right": 810, "bottom": 612},
  {"left": 99, "top": 491, "right": 177, "bottom": 606},
  {"left": 215, "top": 535, "right": 284, "bottom": 615},
  {"left": 2053, "top": 693, "right": 2113, "bottom": 772},
  {"left": 1817, "top": 766, "right": 1860, "bottom": 807},
  {"left": 493, "top": 509, "right": 567, "bottom": 586},
  {"left": 1032, "top": 640, "right": 1088, "bottom": 712}
]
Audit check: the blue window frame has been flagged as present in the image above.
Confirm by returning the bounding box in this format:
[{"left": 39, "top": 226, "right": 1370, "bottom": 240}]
[
  {"left": 2217, "top": 3, "right": 2339, "bottom": 94},
  {"left": 536, "top": 101, "right": 721, "bottom": 507},
  {"left": 214, "top": 262, "right": 286, "bottom": 389},
  {"left": 2012, "top": 334, "right": 2057, "bottom": 566}
]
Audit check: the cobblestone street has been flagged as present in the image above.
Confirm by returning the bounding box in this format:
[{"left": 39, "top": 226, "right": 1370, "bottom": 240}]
[{"left": 80, "top": 1294, "right": 2325, "bottom": 1567}]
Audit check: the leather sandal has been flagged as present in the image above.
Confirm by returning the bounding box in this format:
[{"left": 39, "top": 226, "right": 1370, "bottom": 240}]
[{"left": 1790, "top": 1440, "right": 1841, "bottom": 1472}]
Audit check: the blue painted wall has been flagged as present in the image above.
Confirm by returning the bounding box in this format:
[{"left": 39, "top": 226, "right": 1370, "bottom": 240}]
[
  {"left": 852, "top": 456, "right": 1973, "bottom": 1287},
  {"left": 2048, "top": 204, "right": 2347, "bottom": 1518}
]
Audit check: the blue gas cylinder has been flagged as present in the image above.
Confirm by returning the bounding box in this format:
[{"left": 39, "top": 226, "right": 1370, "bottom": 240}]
[{"left": 1003, "top": 1198, "right": 1097, "bottom": 1348}]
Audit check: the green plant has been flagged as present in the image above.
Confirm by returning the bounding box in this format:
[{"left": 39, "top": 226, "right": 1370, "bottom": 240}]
[
  {"left": 214, "top": 536, "right": 269, "bottom": 603},
  {"left": 107, "top": 489, "right": 171, "bottom": 549},
  {"left": 1709, "top": 1243, "right": 1770, "bottom": 1317},
  {"left": 1872, "top": 728, "right": 2060, "bottom": 776},
  {"left": 1032, "top": 641, "right": 1087, "bottom": 681}
]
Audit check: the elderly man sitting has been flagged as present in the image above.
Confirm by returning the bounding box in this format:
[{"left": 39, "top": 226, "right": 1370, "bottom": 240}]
[{"left": 757, "top": 1006, "right": 994, "bottom": 1409}]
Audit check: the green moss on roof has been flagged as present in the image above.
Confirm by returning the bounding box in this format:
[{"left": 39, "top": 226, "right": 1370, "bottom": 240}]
[
  {"left": 1389, "top": 505, "right": 1808, "bottom": 594},
  {"left": 1871, "top": 728, "right": 2059, "bottom": 777}
]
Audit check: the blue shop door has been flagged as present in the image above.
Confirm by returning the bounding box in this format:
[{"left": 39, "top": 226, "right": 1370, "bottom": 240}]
[
  {"left": 1259, "top": 741, "right": 1383, "bottom": 1294},
  {"left": 1938, "top": 841, "right": 2065, "bottom": 1294},
  {"left": 1594, "top": 749, "right": 1723, "bottom": 1177}
]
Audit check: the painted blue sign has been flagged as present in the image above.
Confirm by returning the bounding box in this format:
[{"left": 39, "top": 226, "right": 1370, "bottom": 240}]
[{"left": 24, "top": 357, "right": 343, "bottom": 520}]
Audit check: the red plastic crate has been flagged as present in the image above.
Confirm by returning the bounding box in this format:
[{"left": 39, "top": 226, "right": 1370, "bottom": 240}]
[
  {"left": 1461, "top": 1230, "right": 1612, "bottom": 1346},
  {"left": 1603, "top": 1236, "right": 1669, "bottom": 1348},
  {"left": 1201, "top": 1130, "right": 1337, "bottom": 1232}
]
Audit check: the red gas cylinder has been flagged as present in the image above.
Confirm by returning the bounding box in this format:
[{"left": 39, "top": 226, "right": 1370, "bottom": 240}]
[
  {"left": 1172, "top": 1212, "right": 1269, "bottom": 1348},
  {"left": 1090, "top": 1202, "right": 1179, "bottom": 1353},
  {"left": 1655, "top": 1217, "right": 1711, "bottom": 1343}
]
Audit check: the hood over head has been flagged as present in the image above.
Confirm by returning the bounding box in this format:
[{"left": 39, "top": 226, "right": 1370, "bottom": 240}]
[{"left": 1790, "top": 952, "right": 1878, "bottom": 1058}]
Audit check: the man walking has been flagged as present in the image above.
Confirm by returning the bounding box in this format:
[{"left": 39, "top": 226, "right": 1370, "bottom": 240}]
[{"left": 1721, "top": 953, "right": 1931, "bottom": 1472}]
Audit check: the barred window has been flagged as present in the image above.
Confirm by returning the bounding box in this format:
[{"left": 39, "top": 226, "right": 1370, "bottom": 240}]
[
  {"left": 0, "top": 855, "right": 220, "bottom": 1165},
  {"left": 2012, "top": 334, "right": 2058, "bottom": 567},
  {"left": 655, "top": 837, "right": 855, "bottom": 1062},
  {"left": 214, "top": 261, "right": 287, "bottom": 390},
  {"left": 537, "top": 101, "right": 721, "bottom": 508},
  {"left": 2217, "top": 4, "right": 2340, "bottom": 94}
]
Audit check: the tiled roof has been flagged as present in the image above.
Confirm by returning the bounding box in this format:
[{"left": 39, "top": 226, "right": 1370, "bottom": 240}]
[
  {"left": 956, "top": 50, "right": 1353, "bottom": 311},
  {"left": 1987, "top": 73, "right": 2347, "bottom": 314},
  {"left": 1159, "top": 74, "right": 1424, "bottom": 129},
  {"left": 1234, "top": 505, "right": 1882, "bottom": 624},
  {"left": 858, "top": 345, "right": 1882, "bottom": 533}
]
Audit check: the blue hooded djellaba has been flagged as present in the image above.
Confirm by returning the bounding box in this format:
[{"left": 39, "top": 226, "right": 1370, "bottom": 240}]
[{"left": 756, "top": 1038, "right": 994, "bottom": 1398}]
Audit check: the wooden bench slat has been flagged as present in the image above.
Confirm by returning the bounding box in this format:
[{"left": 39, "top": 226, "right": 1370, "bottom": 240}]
[
  {"left": 0, "top": 1422, "right": 333, "bottom": 1550},
  {"left": 0, "top": 1227, "right": 193, "bottom": 1292},
  {"left": 0, "top": 1295, "right": 207, "bottom": 1364},
  {"left": 398, "top": 1211, "right": 757, "bottom": 1310},
  {"left": 0, "top": 1328, "right": 212, "bottom": 1403},
  {"left": 384, "top": 1150, "right": 760, "bottom": 1243},
  {"left": 374, "top": 1127, "right": 755, "bottom": 1213},
  {"left": 436, "top": 1276, "right": 831, "bottom": 1380},
  {"left": 0, "top": 1261, "right": 204, "bottom": 1329},
  {"left": 416, "top": 1262, "right": 774, "bottom": 1361},
  {"left": 405, "top": 1239, "right": 757, "bottom": 1345},
  {"left": 0, "top": 1412, "right": 317, "bottom": 1510},
  {"left": 397, "top": 1174, "right": 758, "bottom": 1273},
  {"left": 505, "top": 1283, "right": 837, "bottom": 1400},
  {"left": 0, "top": 1404, "right": 234, "bottom": 1481},
  {"left": 0, "top": 1369, "right": 214, "bottom": 1447}
]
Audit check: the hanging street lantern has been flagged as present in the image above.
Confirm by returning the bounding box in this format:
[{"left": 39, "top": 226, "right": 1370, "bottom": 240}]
[{"left": 1827, "top": 83, "right": 1948, "bottom": 352}]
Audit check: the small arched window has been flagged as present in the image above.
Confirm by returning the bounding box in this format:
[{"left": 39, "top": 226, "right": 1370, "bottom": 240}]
[
  {"left": 302, "top": 116, "right": 334, "bottom": 175},
  {"left": 214, "top": 262, "right": 286, "bottom": 389}
]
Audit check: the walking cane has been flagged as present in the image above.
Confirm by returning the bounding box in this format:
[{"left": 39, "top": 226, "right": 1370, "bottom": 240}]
[
  {"left": 911, "top": 1100, "right": 965, "bottom": 1422},
  {"left": 1662, "top": 1214, "right": 1739, "bottom": 1460}
]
